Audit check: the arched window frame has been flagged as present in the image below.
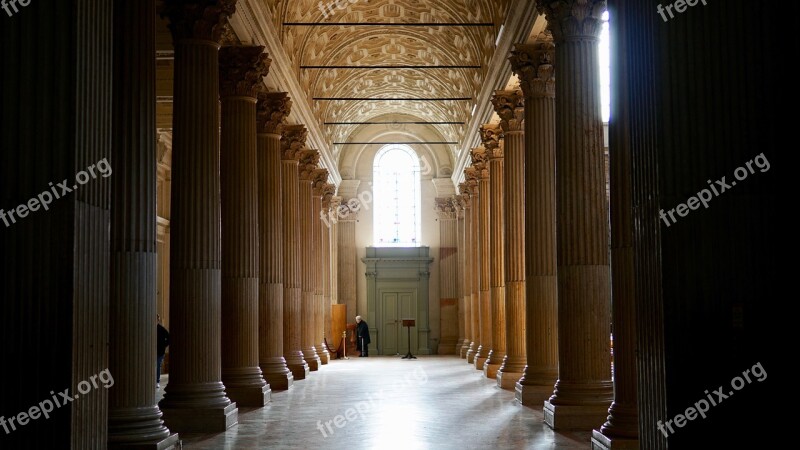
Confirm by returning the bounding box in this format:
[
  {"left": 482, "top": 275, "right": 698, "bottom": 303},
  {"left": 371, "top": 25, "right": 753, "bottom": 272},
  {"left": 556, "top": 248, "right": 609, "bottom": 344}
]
[{"left": 373, "top": 145, "right": 422, "bottom": 247}]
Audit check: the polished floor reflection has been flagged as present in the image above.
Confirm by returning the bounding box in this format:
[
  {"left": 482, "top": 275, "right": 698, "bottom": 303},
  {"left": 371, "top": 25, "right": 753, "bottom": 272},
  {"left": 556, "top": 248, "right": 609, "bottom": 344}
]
[{"left": 164, "top": 356, "right": 591, "bottom": 449}]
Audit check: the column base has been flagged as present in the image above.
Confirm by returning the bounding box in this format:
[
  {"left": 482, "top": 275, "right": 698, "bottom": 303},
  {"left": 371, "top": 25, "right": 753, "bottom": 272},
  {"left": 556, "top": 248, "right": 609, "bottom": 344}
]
[
  {"left": 304, "top": 356, "right": 321, "bottom": 371},
  {"left": 543, "top": 401, "right": 610, "bottom": 431},
  {"left": 496, "top": 370, "right": 523, "bottom": 390},
  {"left": 109, "top": 433, "right": 181, "bottom": 450},
  {"left": 590, "top": 430, "right": 639, "bottom": 450},
  {"left": 225, "top": 385, "right": 270, "bottom": 407},
  {"left": 515, "top": 383, "right": 553, "bottom": 407},
  {"left": 460, "top": 343, "right": 469, "bottom": 358},
  {"left": 288, "top": 362, "right": 310, "bottom": 380},
  {"left": 262, "top": 370, "right": 294, "bottom": 390},
  {"left": 466, "top": 342, "right": 476, "bottom": 363},
  {"left": 483, "top": 362, "right": 502, "bottom": 379},
  {"left": 319, "top": 348, "right": 330, "bottom": 365},
  {"left": 474, "top": 356, "right": 487, "bottom": 370},
  {"left": 160, "top": 403, "right": 238, "bottom": 433}
]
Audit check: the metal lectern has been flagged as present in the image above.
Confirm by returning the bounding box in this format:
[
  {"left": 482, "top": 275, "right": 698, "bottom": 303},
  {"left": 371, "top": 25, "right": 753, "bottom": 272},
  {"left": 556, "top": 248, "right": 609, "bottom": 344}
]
[{"left": 401, "top": 319, "right": 416, "bottom": 359}]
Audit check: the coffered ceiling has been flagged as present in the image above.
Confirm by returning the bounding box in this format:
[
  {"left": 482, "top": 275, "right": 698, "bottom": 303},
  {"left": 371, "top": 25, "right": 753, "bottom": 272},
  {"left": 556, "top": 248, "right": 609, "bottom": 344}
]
[{"left": 259, "top": 0, "right": 513, "bottom": 162}]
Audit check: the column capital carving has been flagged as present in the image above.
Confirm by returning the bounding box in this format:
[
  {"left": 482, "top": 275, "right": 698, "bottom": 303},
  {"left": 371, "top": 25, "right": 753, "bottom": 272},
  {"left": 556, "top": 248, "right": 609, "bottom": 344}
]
[
  {"left": 298, "top": 150, "right": 321, "bottom": 180},
  {"left": 464, "top": 166, "right": 481, "bottom": 192},
  {"left": 453, "top": 195, "right": 466, "bottom": 218},
  {"left": 536, "top": 0, "right": 606, "bottom": 42},
  {"left": 491, "top": 90, "right": 525, "bottom": 133},
  {"left": 256, "top": 92, "right": 292, "bottom": 135},
  {"left": 510, "top": 41, "right": 556, "bottom": 99},
  {"left": 329, "top": 195, "right": 343, "bottom": 211},
  {"left": 469, "top": 148, "right": 489, "bottom": 180},
  {"left": 219, "top": 46, "right": 270, "bottom": 98},
  {"left": 458, "top": 183, "right": 473, "bottom": 208},
  {"left": 162, "top": 0, "right": 238, "bottom": 43},
  {"left": 312, "top": 169, "right": 330, "bottom": 195},
  {"left": 435, "top": 197, "right": 458, "bottom": 220},
  {"left": 281, "top": 125, "right": 308, "bottom": 161},
  {"left": 480, "top": 124, "right": 504, "bottom": 159},
  {"left": 336, "top": 198, "right": 361, "bottom": 221},
  {"left": 322, "top": 185, "right": 337, "bottom": 209}
]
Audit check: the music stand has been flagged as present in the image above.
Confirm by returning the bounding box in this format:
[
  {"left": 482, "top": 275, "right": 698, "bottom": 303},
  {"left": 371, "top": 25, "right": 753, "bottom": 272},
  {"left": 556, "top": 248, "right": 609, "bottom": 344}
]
[{"left": 401, "top": 319, "right": 417, "bottom": 359}]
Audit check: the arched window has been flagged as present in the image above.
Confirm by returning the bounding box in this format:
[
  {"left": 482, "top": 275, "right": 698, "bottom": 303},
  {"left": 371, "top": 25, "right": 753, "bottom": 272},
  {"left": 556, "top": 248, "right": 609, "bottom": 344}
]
[{"left": 373, "top": 145, "right": 421, "bottom": 246}]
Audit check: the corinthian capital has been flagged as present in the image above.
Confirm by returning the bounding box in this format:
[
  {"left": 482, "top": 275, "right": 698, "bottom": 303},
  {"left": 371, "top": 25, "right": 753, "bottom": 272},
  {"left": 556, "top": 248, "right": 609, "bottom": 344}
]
[
  {"left": 312, "top": 169, "right": 330, "bottom": 194},
  {"left": 162, "top": 0, "right": 238, "bottom": 43},
  {"left": 435, "top": 197, "right": 458, "bottom": 219},
  {"left": 536, "top": 0, "right": 606, "bottom": 42},
  {"left": 480, "top": 123, "right": 504, "bottom": 159},
  {"left": 469, "top": 148, "right": 490, "bottom": 180},
  {"left": 257, "top": 92, "right": 292, "bottom": 136},
  {"left": 321, "top": 184, "right": 337, "bottom": 209},
  {"left": 491, "top": 90, "right": 525, "bottom": 133},
  {"left": 459, "top": 183, "right": 473, "bottom": 207},
  {"left": 510, "top": 41, "right": 556, "bottom": 99},
  {"left": 298, "top": 150, "right": 321, "bottom": 180},
  {"left": 219, "top": 46, "right": 270, "bottom": 98},
  {"left": 281, "top": 125, "right": 307, "bottom": 161}
]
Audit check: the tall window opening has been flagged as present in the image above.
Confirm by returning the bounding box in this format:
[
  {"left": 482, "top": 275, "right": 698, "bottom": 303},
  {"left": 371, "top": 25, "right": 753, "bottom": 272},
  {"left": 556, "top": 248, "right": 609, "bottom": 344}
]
[{"left": 373, "top": 145, "right": 421, "bottom": 246}]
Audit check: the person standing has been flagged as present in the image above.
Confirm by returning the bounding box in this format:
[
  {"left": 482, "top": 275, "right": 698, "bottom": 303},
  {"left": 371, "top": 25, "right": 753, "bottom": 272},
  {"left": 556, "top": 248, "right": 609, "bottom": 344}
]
[
  {"left": 355, "top": 315, "right": 371, "bottom": 357},
  {"left": 157, "top": 314, "right": 169, "bottom": 388}
]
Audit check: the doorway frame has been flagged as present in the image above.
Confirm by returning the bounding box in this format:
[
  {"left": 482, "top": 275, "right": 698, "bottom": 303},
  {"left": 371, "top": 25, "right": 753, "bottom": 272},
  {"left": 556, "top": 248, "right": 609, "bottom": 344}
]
[{"left": 362, "top": 247, "right": 434, "bottom": 355}]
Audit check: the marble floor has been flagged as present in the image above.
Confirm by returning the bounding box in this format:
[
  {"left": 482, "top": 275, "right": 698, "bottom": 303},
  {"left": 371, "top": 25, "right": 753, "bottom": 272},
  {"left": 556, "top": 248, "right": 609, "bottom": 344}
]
[{"left": 159, "top": 356, "right": 591, "bottom": 450}]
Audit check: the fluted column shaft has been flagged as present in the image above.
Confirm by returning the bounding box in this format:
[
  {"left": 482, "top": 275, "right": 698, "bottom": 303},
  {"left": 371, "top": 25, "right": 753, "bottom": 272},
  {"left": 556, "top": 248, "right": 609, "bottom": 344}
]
[
  {"left": 281, "top": 126, "right": 310, "bottom": 380},
  {"left": 538, "top": 0, "right": 613, "bottom": 430},
  {"left": 313, "top": 192, "right": 330, "bottom": 364},
  {"left": 474, "top": 153, "right": 491, "bottom": 371},
  {"left": 484, "top": 126, "right": 506, "bottom": 378},
  {"left": 435, "top": 198, "right": 459, "bottom": 354},
  {"left": 219, "top": 46, "right": 271, "bottom": 407},
  {"left": 322, "top": 202, "right": 333, "bottom": 360},
  {"left": 159, "top": 0, "right": 238, "bottom": 432},
  {"left": 109, "top": 0, "right": 176, "bottom": 445},
  {"left": 299, "top": 154, "right": 322, "bottom": 371},
  {"left": 338, "top": 213, "right": 358, "bottom": 323},
  {"left": 256, "top": 92, "right": 294, "bottom": 390},
  {"left": 455, "top": 199, "right": 467, "bottom": 355},
  {"left": 509, "top": 44, "right": 560, "bottom": 405},
  {"left": 466, "top": 172, "right": 480, "bottom": 364},
  {"left": 460, "top": 192, "right": 473, "bottom": 358}
]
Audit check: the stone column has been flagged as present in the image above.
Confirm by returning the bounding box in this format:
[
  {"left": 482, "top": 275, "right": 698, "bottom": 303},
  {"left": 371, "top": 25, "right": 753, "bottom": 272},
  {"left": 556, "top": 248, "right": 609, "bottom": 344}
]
[
  {"left": 256, "top": 92, "right": 294, "bottom": 390},
  {"left": 435, "top": 197, "right": 459, "bottom": 354},
  {"left": 510, "top": 40, "right": 559, "bottom": 406},
  {"left": 281, "top": 125, "right": 310, "bottom": 380},
  {"left": 299, "top": 151, "right": 322, "bottom": 371},
  {"left": 482, "top": 124, "right": 506, "bottom": 378},
  {"left": 455, "top": 194, "right": 467, "bottom": 355},
  {"left": 328, "top": 196, "right": 341, "bottom": 350},
  {"left": 592, "top": 6, "right": 639, "bottom": 444},
  {"left": 492, "top": 90, "right": 527, "bottom": 390},
  {"left": 338, "top": 200, "right": 360, "bottom": 327},
  {"left": 312, "top": 173, "right": 332, "bottom": 365},
  {"left": 321, "top": 189, "right": 337, "bottom": 358},
  {"left": 219, "top": 45, "right": 271, "bottom": 407},
  {"left": 109, "top": 0, "right": 178, "bottom": 446},
  {"left": 470, "top": 148, "right": 491, "bottom": 371},
  {"left": 537, "top": 0, "right": 614, "bottom": 430},
  {"left": 464, "top": 168, "right": 480, "bottom": 364},
  {"left": 459, "top": 186, "right": 473, "bottom": 359},
  {"left": 159, "top": 0, "right": 238, "bottom": 432}
]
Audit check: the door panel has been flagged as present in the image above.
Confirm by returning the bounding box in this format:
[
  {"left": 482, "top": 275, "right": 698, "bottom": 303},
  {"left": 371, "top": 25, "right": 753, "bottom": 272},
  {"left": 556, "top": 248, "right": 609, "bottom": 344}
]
[{"left": 382, "top": 292, "right": 399, "bottom": 355}]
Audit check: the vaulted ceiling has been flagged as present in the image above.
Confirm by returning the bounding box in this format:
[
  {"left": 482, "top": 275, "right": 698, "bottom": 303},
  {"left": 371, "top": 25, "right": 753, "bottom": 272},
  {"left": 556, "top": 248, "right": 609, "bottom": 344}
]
[{"left": 260, "top": 0, "right": 513, "bottom": 163}]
